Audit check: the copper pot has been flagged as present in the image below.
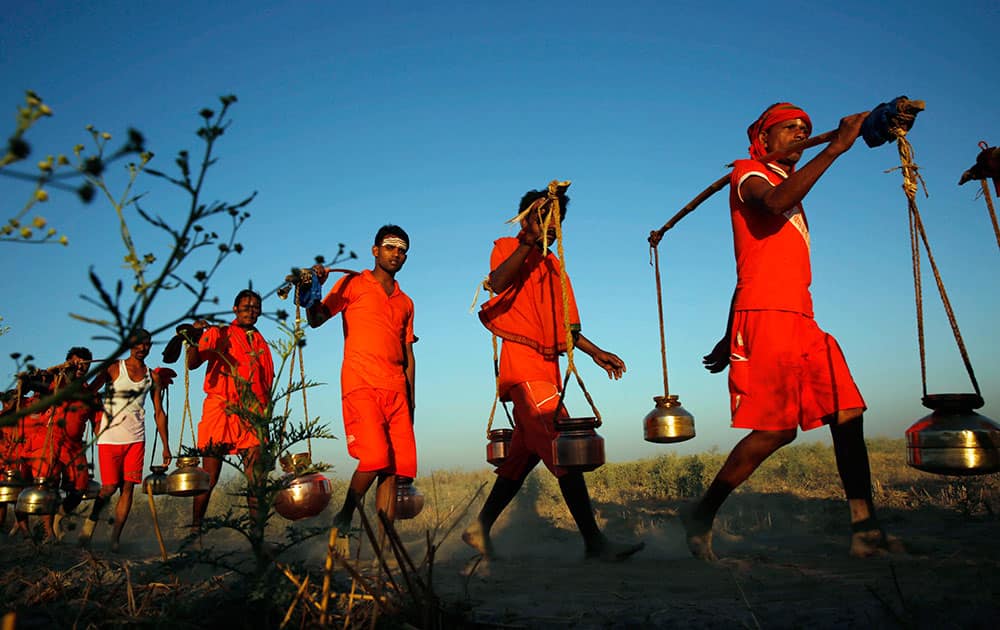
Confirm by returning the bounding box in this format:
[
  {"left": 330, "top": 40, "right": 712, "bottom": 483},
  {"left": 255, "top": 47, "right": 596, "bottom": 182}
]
[
  {"left": 142, "top": 465, "right": 170, "bottom": 496},
  {"left": 275, "top": 471, "right": 332, "bottom": 520},
  {"left": 16, "top": 477, "right": 61, "bottom": 515},
  {"left": 906, "top": 393, "right": 1000, "bottom": 475},
  {"left": 166, "top": 456, "right": 210, "bottom": 497},
  {"left": 0, "top": 468, "right": 27, "bottom": 504},
  {"left": 395, "top": 477, "right": 424, "bottom": 520},
  {"left": 643, "top": 395, "right": 696, "bottom": 444},
  {"left": 486, "top": 428, "right": 513, "bottom": 466},
  {"left": 552, "top": 417, "right": 605, "bottom": 472}
]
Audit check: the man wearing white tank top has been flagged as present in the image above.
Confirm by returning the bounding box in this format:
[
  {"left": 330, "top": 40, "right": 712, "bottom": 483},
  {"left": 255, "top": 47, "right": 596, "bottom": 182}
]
[{"left": 80, "top": 329, "right": 170, "bottom": 551}]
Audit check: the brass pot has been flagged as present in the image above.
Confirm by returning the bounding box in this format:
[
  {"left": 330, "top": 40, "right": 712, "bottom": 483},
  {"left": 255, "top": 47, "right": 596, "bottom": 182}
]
[
  {"left": 643, "top": 395, "right": 696, "bottom": 443},
  {"left": 166, "top": 456, "right": 210, "bottom": 497},
  {"left": 16, "top": 477, "right": 61, "bottom": 515},
  {"left": 274, "top": 471, "right": 332, "bottom": 521},
  {"left": 395, "top": 477, "right": 424, "bottom": 520},
  {"left": 0, "top": 468, "right": 27, "bottom": 504},
  {"left": 551, "top": 417, "right": 605, "bottom": 472},
  {"left": 486, "top": 428, "right": 514, "bottom": 466},
  {"left": 906, "top": 393, "right": 1000, "bottom": 475},
  {"left": 142, "top": 465, "right": 170, "bottom": 496}
]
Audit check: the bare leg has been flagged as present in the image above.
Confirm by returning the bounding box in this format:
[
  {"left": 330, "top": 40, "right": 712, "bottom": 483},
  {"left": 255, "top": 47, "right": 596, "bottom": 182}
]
[
  {"left": 332, "top": 469, "right": 379, "bottom": 531},
  {"left": 829, "top": 413, "right": 900, "bottom": 556},
  {"left": 80, "top": 485, "right": 118, "bottom": 547},
  {"left": 561, "top": 472, "right": 644, "bottom": 561},
  {"left": 685, "top": 429, "right": 796, "bottom": 560},
  {"left": 191, "top": 456, "right": 222, "bottom": 533},
  {"left": 110, "top": 482, "right": 135, "bottom": 552},
  {"left": 462, "top": 474, "right": 527, "bottom": 559}
]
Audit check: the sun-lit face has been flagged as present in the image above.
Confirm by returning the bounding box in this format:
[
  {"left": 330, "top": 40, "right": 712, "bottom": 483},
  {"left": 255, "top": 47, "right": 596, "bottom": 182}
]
[
  {"left": 761, "top": 118, "right": 810, "bottom": 165},
  {"left": 233, "top": 296, "right": 262, "bottom": 328},
  {"left": 129, "top": 336, "right": 152, "bottom": 361},
  {"left": 372, "top": 236, "right": 408, "bottom": 275},
  {"left": 66, "top": 354, "right": 89, "bottom": 379}
]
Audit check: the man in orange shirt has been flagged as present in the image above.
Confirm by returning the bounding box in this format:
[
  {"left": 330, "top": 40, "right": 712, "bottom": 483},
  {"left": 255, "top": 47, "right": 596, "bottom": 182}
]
[
  {"left": 687, "top": 103, "right": 896, "bottom": 560},
  {"left": 462, "top": 186, "right": 643, "bottom": 562},
  {"left": 186, "top": 289, "right": 274, "bottom": 530},
  {"left": 306, "top": 225, "right": 416, "bottom": 531}
]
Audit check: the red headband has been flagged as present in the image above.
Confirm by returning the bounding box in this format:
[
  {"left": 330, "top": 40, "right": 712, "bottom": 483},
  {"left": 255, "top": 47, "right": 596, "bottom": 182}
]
[{"left": 747, "top": 102, "right": 812, "bottom": 161}]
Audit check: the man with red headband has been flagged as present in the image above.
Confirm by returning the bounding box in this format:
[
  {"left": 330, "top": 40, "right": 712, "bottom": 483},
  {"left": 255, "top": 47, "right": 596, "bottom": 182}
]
[
  {"left": 686, "top": 103, "right": 897, "bottom": 559},
  {"left": 306, "top": 224, "right": 417, "bottom": 533}
]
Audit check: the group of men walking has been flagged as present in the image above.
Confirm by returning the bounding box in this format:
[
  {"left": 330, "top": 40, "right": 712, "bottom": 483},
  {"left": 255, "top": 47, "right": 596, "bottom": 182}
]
[{"left": 2, "top": 101, "right": 899, "bottom": 562}]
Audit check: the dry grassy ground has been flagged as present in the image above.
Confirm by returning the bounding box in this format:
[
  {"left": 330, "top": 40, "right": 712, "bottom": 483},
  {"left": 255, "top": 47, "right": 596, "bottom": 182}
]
[{"left": 2, "top": 439, "right": 999, "bottom": 628}]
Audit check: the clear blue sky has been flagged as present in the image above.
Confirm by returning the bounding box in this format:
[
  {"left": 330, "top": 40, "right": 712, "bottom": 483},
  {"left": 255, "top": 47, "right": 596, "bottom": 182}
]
[{"left": 2, "top": 1, "right": 998, "bottom": 477}]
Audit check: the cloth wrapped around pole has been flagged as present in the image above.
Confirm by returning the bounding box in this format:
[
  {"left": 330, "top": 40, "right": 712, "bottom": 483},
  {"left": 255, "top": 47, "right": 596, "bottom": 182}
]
[{"left": 861, "top": 96, "right": 924, "bottom": 148}]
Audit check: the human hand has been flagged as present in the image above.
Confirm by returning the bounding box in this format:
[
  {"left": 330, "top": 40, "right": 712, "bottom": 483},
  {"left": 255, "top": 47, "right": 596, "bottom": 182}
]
[
  {"left": 517, "top": 215, "right": 544, "bottom": 246},
  {"left": 162, "top": 446, "right": 172, "bottom": 468},
  {"left": 592, "top": 350, "right": 626, "bottom": 380},
  {"left": 702, "top": 337, "right": 730, "bottom": 373},
  {"left": 310, "top": 264, "right": 329, "bottom": 284},
  {"left": 828, "top": 112, "right": 869, "bottom": 156}
]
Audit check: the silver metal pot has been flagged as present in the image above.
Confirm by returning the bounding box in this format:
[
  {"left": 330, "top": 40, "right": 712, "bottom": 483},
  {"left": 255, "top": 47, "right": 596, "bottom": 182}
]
[
  {"left": 486, "top": 428, "right": 513, "bottom": 466},
  {"left": 16, "top": 477, "right": 61, "bottom": 515},
  {"left": 643, "top": 395, "right": 696, "bottom": 443},
  {"left": 551, "top": 417, "right": 605, "bottom": 472},
  {"left": 0, "top": 467, "right": 27, "bottom": 504},
  {"left": 395, "top": 477, "right": 424, "bottom": 520},
  {"left": 166, "top": 456, "right": 210, "bottom": 496},
  {"left": 906, "top": 393, "right": 1000, "bottom": 475},
  {"left": 142, "top": 465, "right": 170, "bottom": 496}
]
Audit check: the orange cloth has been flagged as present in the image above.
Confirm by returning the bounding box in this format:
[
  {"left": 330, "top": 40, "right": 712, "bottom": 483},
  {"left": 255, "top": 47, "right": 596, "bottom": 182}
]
[
  {"left": 494, "top": 381, "right": 571, "bottom": 480},
  {"left": 341, "top": 388, "right": 416, "bottom": 477},
  {"left": 198, "top": 321, "right": 274, "bottom": 411},
  {"left": 50, "top": 400, "right": 97, "bottom": 491},
  {"left": 728, "top": 310, "right": 865, "bottom": 431},
  {"left": 479, "top": 237, "right": 580, "bottom": 398},
  {"left": 321, "top": 270, "right": 415, "bottom": 397},
  {"left": 197, "top": 395, "right": 260, "bottom": 453},
  {"left": 97, "top": 442, "right": 144, "bottom": 485},
  {"left": 747, "top": 102, "right": 812, "bottom": 162},
  {"left": 730, "top": 159, "right": 813, "bottom": 316}
]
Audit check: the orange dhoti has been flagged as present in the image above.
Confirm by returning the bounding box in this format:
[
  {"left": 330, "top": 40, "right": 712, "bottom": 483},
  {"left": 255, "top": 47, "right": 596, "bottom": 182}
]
[{"left": 197, "top": 395, "right": 261, "bottom": 455}]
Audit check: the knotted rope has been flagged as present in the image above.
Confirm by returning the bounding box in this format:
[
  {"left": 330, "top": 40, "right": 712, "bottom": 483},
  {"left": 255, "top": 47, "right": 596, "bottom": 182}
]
[
  {"left": 891, "top": 127, "right": 981, "bottom": 398},
  {"left": 281, "top": 285, "right": 312, "bottom": 456},
  {"left": 648, "top": 243, "right": 672, "bottom": 397},
  {"left": 483, "top": 288, "right": 515, "bottom": 438}
]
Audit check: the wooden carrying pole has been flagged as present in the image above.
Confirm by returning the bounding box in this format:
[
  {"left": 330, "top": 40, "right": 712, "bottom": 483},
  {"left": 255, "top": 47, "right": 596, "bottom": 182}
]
[{"left": 649, "top": 129, "right": 838, "bottom": 242}]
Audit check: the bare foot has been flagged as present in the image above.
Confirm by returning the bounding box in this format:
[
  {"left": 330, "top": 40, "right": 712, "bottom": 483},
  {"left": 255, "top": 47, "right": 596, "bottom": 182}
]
[
  {"left": 585, "top": 538, "right": 645, "bottom": 562},
  {"left": 850, "top": 529, "right": 905, "bottom": 558},
  {"left": 681, "top": 506, "right": 717, "bottom": 561},
  {"left": 461, "top": 520, "right": 495, "bottom": 559}
]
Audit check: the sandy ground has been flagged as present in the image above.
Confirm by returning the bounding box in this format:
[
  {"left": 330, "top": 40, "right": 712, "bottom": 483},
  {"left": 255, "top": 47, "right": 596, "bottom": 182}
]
[
  {"left": 421, "top": 491, "right": 1000, "bottom": 628},
  {"left": 4, "top": 480, "right": 998, "bottom": 629}
]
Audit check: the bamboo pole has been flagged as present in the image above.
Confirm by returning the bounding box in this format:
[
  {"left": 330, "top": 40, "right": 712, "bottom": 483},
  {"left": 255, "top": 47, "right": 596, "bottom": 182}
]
[
  {"left": 146, "top": 492, "right": 168, "bottom": 561},
  {"left": 649, "top": 130, "right": 838, "bottom": 243}
]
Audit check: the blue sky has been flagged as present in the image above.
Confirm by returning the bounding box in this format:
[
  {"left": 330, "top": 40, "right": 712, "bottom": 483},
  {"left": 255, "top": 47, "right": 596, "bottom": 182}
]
[{"left": 2, "top": 1, "right": 998, "bottom": 477}]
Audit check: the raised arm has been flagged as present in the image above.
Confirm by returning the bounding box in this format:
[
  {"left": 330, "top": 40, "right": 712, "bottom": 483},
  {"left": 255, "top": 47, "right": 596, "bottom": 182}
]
[
  {"left": 743, "top": 112, "right": 867, "bottom": 216},
  {"left": 489, "top": 220, "right": 542, "bottom": 293}
]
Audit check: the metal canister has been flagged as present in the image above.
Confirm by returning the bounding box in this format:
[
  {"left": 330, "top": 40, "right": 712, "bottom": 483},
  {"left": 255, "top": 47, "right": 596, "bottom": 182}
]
[
  {"left": 486, "top": 428, "right": 514, "bottom": 466},
  {"left": 906, "top": 393, "right": 1000, "bottom": 475},
  {"left": 552, "top": 417, "right": 605, "bottom": 472},
  {"left": 395, "top": 477, "right": 424, "bottom": 520},
  {"left": 166, "top": 456, "right": 210, "bottom": 497},
  {"left": 643, "top": 395, "right": 695, "bottom": 443}
]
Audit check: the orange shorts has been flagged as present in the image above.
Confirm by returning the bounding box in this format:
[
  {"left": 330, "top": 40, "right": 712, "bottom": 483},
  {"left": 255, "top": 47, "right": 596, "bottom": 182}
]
[
  {"left": 57, "top": 441, "right": 90, "bottom": 492},
  {"left": 729, "top": 310, "right": 866, "bottom": 431},
  {"left": 198, "top": 396, "right": 261, "bottom": 455},
  {"left": 342, "top": 388, "right": 416, "bottom": 478},
  {"left": 495, "top": 381, "right": 570, "bottom": 480},
  {"left": 98, "top": 442, "right": 144, "bottom": 485}
]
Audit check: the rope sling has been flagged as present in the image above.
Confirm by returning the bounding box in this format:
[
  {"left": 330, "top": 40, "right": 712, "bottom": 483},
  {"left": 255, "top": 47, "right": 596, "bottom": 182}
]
[
  {"left": 892, "top": 129, "right": 982, "bottom": 399},
  {"left": 280, "top": 285, "right": 312, "bottom": 458}
]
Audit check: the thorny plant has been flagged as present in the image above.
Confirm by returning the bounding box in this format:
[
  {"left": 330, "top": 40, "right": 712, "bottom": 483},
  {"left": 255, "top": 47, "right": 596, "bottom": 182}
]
[{"left": 2, "top": 93, "right": 255, "bottom": 425}]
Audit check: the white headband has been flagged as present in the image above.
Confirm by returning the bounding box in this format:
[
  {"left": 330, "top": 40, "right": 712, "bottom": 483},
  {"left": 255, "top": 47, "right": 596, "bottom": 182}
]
[{"left": 380, "top": 236, "right": 408, "bottom": 251}]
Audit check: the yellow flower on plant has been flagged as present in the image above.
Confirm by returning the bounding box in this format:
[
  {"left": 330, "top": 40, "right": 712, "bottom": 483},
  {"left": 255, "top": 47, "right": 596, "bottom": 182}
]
[
  {"left": 20, "top": 227, "right": 32, "bottom": 239},
  {"left": 39, "top": 104, "right": 52, "bottom": 116},
  {"left": 34, "top": 190, "right": 49, "bottom": 203},
  {"left": 47, "top": 227, "right": 56, "bottom": 236},
  {"left": 32, "top": 216, "right": 47, "bottom": 228},
  {"left": 101, "top": 132, "right": 111, "bottom": 140},
  {"left": 59, "top": 235, "right": 69, "bottom": 246}
]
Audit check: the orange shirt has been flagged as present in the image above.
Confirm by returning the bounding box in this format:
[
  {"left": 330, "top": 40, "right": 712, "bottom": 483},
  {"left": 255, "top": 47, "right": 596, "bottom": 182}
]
[
  {"left": 479, "top": 237, "right": 581, "bottom": 398},
  {"left": 50, "top": 396, "right": 99, "bottom": 445},
  {"left": 198, "top": 322, "right": 274, "bottom": 409},
  {"left": 730, "top": 159, "right": 814, "bottom": 317},
  {"left": 321, "top": 269, "right": 415, "bottom": 396}
]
